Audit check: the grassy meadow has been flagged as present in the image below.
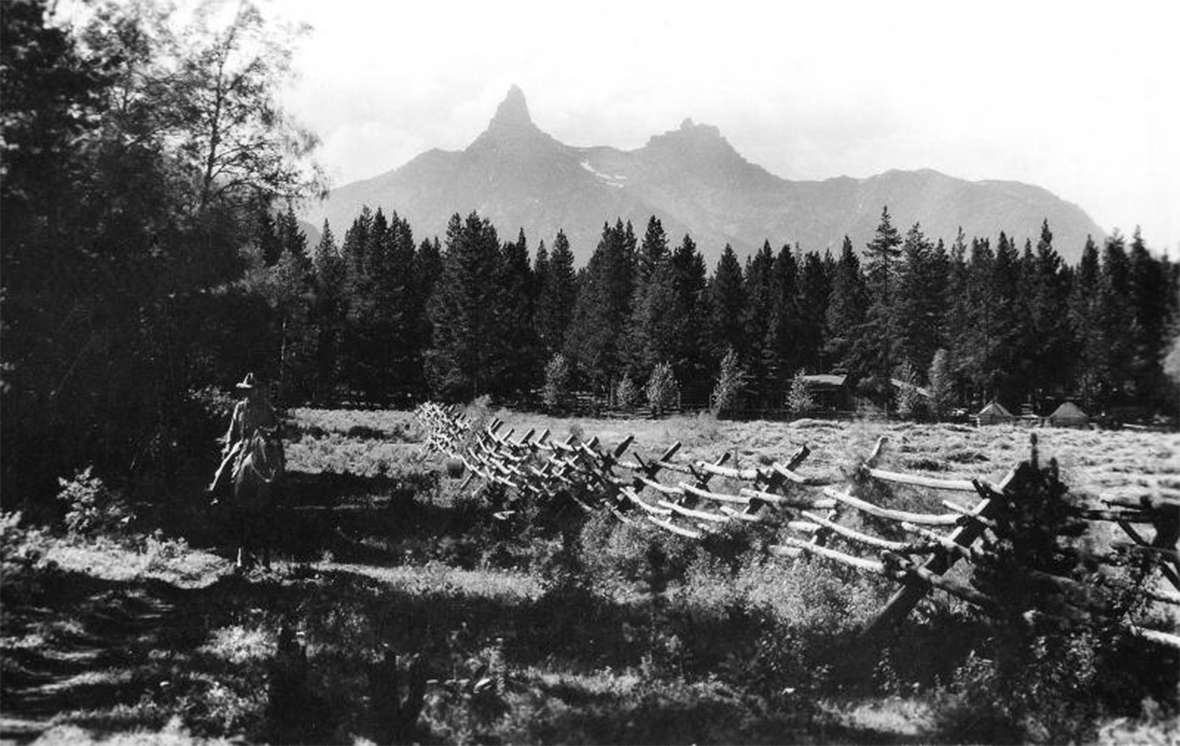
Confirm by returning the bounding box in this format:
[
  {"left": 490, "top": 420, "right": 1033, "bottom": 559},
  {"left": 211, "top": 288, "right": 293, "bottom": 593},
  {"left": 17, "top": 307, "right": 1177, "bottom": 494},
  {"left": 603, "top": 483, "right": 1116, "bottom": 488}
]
[{"left": 2, "top": 407, "right": 1177, "bottom": 744}]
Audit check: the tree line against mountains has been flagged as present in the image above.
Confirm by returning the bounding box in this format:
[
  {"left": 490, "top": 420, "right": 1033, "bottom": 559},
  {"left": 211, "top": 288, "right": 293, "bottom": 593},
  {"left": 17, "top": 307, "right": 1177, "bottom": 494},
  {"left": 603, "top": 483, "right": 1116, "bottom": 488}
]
[
  {"left": 281, "top": 205, "right": 1178, "bottom": 420},
  {"left": 3, "top": 0, "right": 1178, "bottom": 509}
]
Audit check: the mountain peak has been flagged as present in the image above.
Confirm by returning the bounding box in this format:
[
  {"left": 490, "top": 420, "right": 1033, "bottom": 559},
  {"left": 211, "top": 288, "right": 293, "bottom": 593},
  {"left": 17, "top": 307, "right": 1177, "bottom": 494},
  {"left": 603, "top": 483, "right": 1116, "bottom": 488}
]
[{"left": 488, "top": 85, "right": 535, "bottom": 133}]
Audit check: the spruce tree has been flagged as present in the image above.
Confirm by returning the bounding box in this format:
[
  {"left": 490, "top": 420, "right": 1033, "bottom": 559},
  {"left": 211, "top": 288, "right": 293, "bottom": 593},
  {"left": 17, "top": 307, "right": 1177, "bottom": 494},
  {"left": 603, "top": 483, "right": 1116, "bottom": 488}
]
[
  {"left": 670, "top": 234, "right": 711, "bottom": 402},
  {"left": 824, "top": 236, "right": 868, "bottom": 375},
  {"left": 743, "top": 241, "right": 776, "bottom": 404},
  {"left": 564, "top": 221, "right": 634, "bottom": 392},
  {"left": 537, "top": 230, "right": 577, "bottom": 357},
  {"left": 310, "top": 220, "right": 346, "bottom": 403},
  {"left": 709, "top": 244, "right": 746, "bottom": 364},
  {"left": 1127, "top": 227, "right": 1168, "bottom": 405},
  {"left": 425, "top": 212, "right": 508, "bottom": 399},
  {"left": 796, "top": 251, "right": 831, "bottom": 373},
  {"left": 497, "top": 228, "right": 540, "bottom": 398},
  {"left": 1097, "top": 231, "right": 1133, "bottom": 404},
  {"left": 892, "top": 223, "right": 944, "bottom": 379},
  {"left": 1068, "top": 236, "right": 1105, "bottom": 408},
  {"left": 762, "top": 244, "right": 800, "bottom": 402},
  {"left": 942, "top": 228, "right": 972, "bottom": 406}
]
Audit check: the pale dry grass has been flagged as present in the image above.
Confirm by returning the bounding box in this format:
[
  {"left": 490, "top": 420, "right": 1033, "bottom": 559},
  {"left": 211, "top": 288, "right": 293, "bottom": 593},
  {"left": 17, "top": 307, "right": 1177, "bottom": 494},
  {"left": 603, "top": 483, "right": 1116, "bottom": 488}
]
[{"left": 484, "top": 411, "right": 1180, "bottom": 503}]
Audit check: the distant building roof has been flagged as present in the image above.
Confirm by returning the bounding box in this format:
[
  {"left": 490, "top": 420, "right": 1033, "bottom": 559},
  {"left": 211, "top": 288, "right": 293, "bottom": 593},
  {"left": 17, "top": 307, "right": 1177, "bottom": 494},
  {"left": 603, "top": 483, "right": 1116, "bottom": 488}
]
[
  {"left": 977, "top": 400, "right": 1014, "bottom": 418},
  {"left": 1048, "top": 401, "right": 1089, "bottom": 424}
]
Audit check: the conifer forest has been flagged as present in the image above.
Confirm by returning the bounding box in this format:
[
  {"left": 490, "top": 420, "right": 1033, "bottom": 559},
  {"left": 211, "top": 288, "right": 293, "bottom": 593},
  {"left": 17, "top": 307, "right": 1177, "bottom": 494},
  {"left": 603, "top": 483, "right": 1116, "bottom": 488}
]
[{"left": 2, "top": 1, "right": 1178, "bottom": 744}]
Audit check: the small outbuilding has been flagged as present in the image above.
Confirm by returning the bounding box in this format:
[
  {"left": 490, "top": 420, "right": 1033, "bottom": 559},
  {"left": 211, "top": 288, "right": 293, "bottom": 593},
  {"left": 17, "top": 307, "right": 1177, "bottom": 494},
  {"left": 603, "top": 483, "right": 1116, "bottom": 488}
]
[
  {"left": 976, "top": 400, "right": 1014, "bottom": 426},
  {"left": 1047, "top": 401, "right": 1090, "bottom": 428}
]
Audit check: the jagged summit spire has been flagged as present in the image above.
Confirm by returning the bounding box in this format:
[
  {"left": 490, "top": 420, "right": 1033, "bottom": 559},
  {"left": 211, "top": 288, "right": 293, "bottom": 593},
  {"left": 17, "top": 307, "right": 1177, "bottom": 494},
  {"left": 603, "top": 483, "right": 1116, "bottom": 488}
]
[{"left": 488, "top": 85, "right": 534, "bottom": 132}]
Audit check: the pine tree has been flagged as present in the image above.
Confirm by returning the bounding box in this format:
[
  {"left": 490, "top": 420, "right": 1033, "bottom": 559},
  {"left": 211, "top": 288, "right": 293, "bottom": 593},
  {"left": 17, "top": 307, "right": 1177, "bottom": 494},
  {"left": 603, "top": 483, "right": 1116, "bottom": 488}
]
[
  {"left": 1024, "top": 220, "right": 1072, "bottom": 408},
  {"left": 537, "top": 230, "right": 577, "bottom": 357},
  {"left": 990, "top": 231, "right": 1023, "bottom": 404},
  {"left": 425, "top": 212, "right": 508, "bottom": 399},
  {"left": 796, "top": 251, "right": 831, "bottom": 373},
  {"left": 743, "top": 241, "right": 776, "bottom": 404},
  {"left": 669, "top": 234, "right": 711, "bottom": 403},
  {"left": 622, "top": 217, "right": 672, "bottom": 374},
  {"left": 409, "top": 237, "right": 443, "bottom": 397},
  {"left": 564, "top": 221, "right": 634, "bottom": 392},
  {"left": 825, "top": 236, "right": 868, "bottom": 374},
  {"left": 1068, "top": 236, "right": 1104, "bottom": 409},
  {"left": 1127, "top": 227, "right": 1169, "bottom": 405},
  {"left": 855, "top": 210, "right": 904, "bottom": 400},
  {"left": 864, "top": 206, "right": 903, "bottom": 304},
  {"left": 310, "top": 220, "right": 346, "bottom": 403},
  {"left": 892, "top": 223, "right": 944, "bottom": 379},
  {"left": 497, "top": 228, "right": 540, "bottom": 398},
  {"left": 762, "top": 244, "right": 799, "bottom": 402},
  {"left": 709, "top": 244, "right": 746, "bottom": 363},
  {"left": 1097, "top": 231, "right": 1133, "bottom": 404},
  {"left": 942, "top": 228, "right": 972, "bottom": 406}
]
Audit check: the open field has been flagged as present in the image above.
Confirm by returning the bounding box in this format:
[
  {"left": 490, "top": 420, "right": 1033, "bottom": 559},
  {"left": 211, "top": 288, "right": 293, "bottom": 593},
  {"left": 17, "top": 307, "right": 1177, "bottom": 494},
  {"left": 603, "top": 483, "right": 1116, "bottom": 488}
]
[{"left": 3, "top": 409, "right": 1177, "bottom": 744}]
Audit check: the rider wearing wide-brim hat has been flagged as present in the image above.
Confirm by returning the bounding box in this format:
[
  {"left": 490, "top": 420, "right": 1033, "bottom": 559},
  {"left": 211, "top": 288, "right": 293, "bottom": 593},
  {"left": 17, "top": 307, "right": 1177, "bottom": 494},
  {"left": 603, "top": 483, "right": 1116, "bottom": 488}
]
[{"left": 207, "top": 372, "right": 279, "bottom": 495}]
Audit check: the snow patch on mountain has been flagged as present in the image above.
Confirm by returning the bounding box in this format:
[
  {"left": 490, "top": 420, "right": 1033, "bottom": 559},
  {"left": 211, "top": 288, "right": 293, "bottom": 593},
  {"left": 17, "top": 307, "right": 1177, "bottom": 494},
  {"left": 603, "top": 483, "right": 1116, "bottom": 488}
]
[{"left": 580, "top": 160, "right": 627, "bottom": 188}]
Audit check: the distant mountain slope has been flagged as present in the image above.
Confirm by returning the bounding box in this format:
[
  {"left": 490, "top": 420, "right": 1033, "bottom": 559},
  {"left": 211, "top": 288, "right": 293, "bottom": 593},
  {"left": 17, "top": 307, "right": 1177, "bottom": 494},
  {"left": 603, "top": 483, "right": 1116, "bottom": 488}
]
[{"left": 305, "top": 86, "right": 1103, "bottom": 263}]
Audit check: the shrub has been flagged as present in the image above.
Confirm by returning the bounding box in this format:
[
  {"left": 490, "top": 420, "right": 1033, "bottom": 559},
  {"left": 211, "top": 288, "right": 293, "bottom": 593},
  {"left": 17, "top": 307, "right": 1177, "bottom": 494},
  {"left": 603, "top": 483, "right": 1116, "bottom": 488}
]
[
  {"left": 57, "top": 466, "right": 135, "bottom": 538},
  {"left": 928, "top": 349, "right": 955, "bottom": 418},
  {"left": 786, "top": 370, "right": 814, "bottom": 416},
  {"left": 711, "top": 347, "right": 746, "bottom": 417},
  {"left": 542, "top": 354, "right": 570, "bottom": 412},
  {"left": 894, "top": 361, "right": 926, "bottom": 420},
  {"left": 646, "top": 362, "right": 679, "bottom": 415},
  {"left": 615, "top": 373, "right": 640, "bottom": 409}
]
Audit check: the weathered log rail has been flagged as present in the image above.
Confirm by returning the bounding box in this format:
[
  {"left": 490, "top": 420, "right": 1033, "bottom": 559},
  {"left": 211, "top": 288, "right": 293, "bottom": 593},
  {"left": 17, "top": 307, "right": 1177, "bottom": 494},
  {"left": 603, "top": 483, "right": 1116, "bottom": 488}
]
[{"left": 414, "top": 403, "right": 1180, "bottom": 649}]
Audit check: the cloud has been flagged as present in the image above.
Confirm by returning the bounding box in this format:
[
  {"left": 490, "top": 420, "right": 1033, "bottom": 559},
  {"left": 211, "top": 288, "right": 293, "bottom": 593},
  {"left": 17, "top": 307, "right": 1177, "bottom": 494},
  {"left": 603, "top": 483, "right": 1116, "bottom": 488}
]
[{"left": 275, "top": 0, "right": 1180, "bottom": 250}]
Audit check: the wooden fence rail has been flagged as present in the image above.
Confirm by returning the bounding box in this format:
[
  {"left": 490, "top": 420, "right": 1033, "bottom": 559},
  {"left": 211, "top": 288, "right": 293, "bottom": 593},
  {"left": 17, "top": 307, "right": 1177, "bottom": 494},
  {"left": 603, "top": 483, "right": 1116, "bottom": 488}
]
[{"left": 414, "top": 403, "right": 1180, "bottom": 649}]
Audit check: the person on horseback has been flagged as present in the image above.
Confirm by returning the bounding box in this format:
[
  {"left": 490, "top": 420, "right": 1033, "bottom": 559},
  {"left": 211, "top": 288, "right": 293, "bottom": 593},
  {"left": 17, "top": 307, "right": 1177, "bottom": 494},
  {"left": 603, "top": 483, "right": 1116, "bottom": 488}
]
[{"left": 207, "top": 372, "right": 278, "bottom": 496}]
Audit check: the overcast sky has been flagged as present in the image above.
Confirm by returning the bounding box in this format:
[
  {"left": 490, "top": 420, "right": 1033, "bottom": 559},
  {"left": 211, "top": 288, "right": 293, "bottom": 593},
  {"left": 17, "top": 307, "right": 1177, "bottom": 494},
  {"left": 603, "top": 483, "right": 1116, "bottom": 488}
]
[{"left": 277, "top": 0, "right": 1179, "bottom": 252}]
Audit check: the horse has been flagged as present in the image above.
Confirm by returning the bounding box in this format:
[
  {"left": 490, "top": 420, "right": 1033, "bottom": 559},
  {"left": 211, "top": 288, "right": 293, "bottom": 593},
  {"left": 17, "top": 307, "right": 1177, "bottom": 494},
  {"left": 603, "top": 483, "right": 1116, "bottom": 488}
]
[{"left": 230, "top": 424, "right": 285, "bottom": 569}]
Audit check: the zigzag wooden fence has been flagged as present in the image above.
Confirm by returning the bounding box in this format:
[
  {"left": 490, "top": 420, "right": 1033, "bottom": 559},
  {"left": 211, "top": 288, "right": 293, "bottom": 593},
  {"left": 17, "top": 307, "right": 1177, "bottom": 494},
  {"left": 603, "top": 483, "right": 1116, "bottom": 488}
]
[{"left": 415, "top": 403, "right": 1180, "bottom": 648}]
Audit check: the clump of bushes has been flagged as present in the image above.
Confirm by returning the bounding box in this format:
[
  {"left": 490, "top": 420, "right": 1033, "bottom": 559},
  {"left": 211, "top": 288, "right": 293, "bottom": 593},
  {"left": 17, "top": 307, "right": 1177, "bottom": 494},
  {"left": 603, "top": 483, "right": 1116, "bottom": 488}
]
[{"left": 58, "top": 466, "right": 136, "bottom": 538}]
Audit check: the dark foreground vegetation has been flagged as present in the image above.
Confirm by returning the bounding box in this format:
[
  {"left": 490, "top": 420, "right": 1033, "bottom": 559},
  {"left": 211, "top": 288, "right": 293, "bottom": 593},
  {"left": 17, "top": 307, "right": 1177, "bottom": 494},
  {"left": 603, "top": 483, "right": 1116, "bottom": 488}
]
[
  {"left": 3, "top": 408, "right": 1178, "bottom": 743},
  {"left": 5, "top": 0, "right": 1180, "bottom": 517}
]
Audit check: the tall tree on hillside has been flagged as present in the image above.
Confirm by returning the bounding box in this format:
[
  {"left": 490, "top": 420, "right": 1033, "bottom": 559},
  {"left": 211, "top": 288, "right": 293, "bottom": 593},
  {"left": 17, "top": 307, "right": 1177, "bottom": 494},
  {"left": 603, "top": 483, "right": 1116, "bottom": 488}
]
[
  {"left": 855, "top": 210, "right": 904, "bottom": 399},
  {"left": 1097, "top": 231, "right": 1134, "bottom": 404},
  {"left": 825, "top": 236, "right": 868, "bottom": 375},
  {"left": 310, "top": 220, "right": 345, "bottom": 403},
  {"left": 1069, "top": 236, "right": 1105, "bottom": 408},
  {"left": 536, "top": 230, "right": 577, "bottom": 357},
  {"left": 709, "top": 244, "right": 746, "bottom": 364},
  {"left": 497, "top": 229, "right": 540, "bottom": 398},
  {"left": 1023, "top": 220, "right": 1073, "bottom": 406},
  {"left": 743, "top": 242, "right": 776, "bottom": 404},
  {"left": 564, "top": 221, "right": 634, "bottom": 391},
  {"left": 762, "top": 244, "right": 800, "bottom": 400},
  {"left": 989, "top": 231, "right": 1023, "bottom": 403},
  {"left": 670, "top": 234, "right": 711, "bottom": 401},
  {"left": 959, "top": 237, "right": 1000, "bottom": 401},
  {"left": 942, "top": 228, "right": 972, "bottom": 405},
  {"left": 623, "top": 217, "right": 672, "bottom": 373},
  {"left": 892, "top": 223, "right": 945, "bottom": 379},
  {"left": 796, "top": 251, "right": 831, "bottom": 373},
  {"left": 1127, "top": 227, "right": 1169, "bottom": 404},
  {"left": 425, "top": 212, "right": 507, "bottom": 399},
  {"left": 409, "top": 236, "right": 443, "bottom": 396},
  {"left": 864, "top": 206, "right": 903, "bottom": 304}
]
